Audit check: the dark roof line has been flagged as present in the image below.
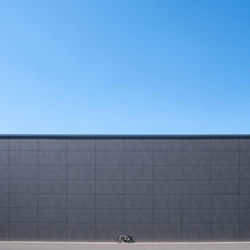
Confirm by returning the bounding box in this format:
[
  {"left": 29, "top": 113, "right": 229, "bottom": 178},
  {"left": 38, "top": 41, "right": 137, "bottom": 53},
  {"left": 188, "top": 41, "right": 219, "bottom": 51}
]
[{"left": 0, "top": 134, "right": 250, "bottom": 139}]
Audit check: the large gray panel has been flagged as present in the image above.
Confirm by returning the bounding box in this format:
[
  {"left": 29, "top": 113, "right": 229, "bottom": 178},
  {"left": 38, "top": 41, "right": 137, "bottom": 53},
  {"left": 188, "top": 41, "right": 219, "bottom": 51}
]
[
  {"left": 153, "top": 209, "right": 181, "bottom": 223},
  {"left": 183, "top": 223, "right": 210, "bottom": 239},
  {"left": 10, "top": 151, "right": 36, "bottom": 165},
  {"left": 182, "top": 166, "right": 209, "bottom": 179},
  {"left": 39, "top": 208, "right": 66, "bottom": 222},
  {"left": 212, "top": 151, "right": 239, "bottom": 165},
  {"left": 68, "top": 151, "right": 95, "bottom": 165},
  {"left": 96, "top": 223, "right": 123, "bottom": 240},
  {"left": 240, "top": 195, "right": 250, "bottom": 208},
  {"left": 183, "top": 139, "right": 210, "bottom": 150},
  {"left": 211, "top": 209, "right": 239, "bottom": 222},
  {"left": 10, "top": 194, "right": 37, "bottom": 208},
  {"left": 125, "top": 180, "right": 152, "bottom": 194},
  {"left": 0, "top": 151, "right": 9, "bottom": 165},
  {"left": 96, "top": 151, "right": 123, "bottom": 165},
  {"left": 0, "top": 140, "right": 9, "bottom": 150},
  {"left": 240, "top": 223, "right": 250, "bottom": 239},
  {"left": 67, "top": 194, "right": 95, "bottom": 208},
  {"left": 240, "top": 209, "right": 250, "bottom": 222},
  {"left": 152, "top": 139, "right": 182, "bottom": 151},
  {"left": 10, "top": 139, "right": 37, "bottom": 150},
  {"left": 10, "top": 208, "right": 37, "bottom": 222},
  {"left": 0, "top": 165, "right": 9, "bottom": 179},
  {"left": 68, "top": 180, "right": 95, "bottom": 194},
  {"left": 153, "top": 194, "right": 182, "bottom": 208},
  {"left": 124, "top": 223, "right": 152, "bottom": 240},
  {"left": 240, "top": 152, "right": 250, "bottom": 165},
  {"left": 154, "top": 166, "right": 181, "bottom": 180},
  {"left": 211, "top": 180, "right": 239, "bottom": 194},
  {"left": 0, "top": 180, "right": 9, "bottom": 194},
  {"left": 96, "top": 139, "right": 124, "bottom": 150},
  {"left": 240, "top": 181, "right": 250, "bottom": 194},
  {"left": 124, "top": 209, "right": 152, "bottom": 223},
  {"left": 211, "top": 139, "right": 239, "bottom": 150},
  {"left": 67, "top": 209, "right": 94, "bottom": 222},
  {"left": 125, "top": 167, "right": 152, "bottom": 180},
  {"left": 0, "top": 222, "right": 9, "bottom": 236},
  {"left": 183, "top": 209, "right": 210, "bottom": 222},
  {"left": 10, "top": 180, "right": 37, "bottom": 194},
  {"left": 38, "top": 223, "right": 67, "bottom": 238},
  {"left": 96, "top": 195, "right": 123, "bottom": 208},
  {"left": 240, "top": 139, "right": 250, "bottom": 150},
  {"left": 96, "top": 180, "right": 123, "bottom": 194},
  {"left": 240, "top": 165, "right": 250, "bottom": 179},
  {"left": 96, "top": 166, "right": 123, "bottom": 180},
  {"left": 0, "top": 208, "right": 9, "bottom": 222},
  {"left": 38, "top": 139, "right": 67, "bottom": 150},
  {"left": 39, "top": 151, "right": 66, "bottom": 165},
  {"left": 182, "top": 151, "right": 210, "bottom": 165},
  {"left": 96, "top": 209, "right": 123, "bottom": 223},
  {"left": 211, "top": 195, "right": 239, "bottom": 208},
  {"left": 38, "top": 165, "right": 66, "bottom": 179},
  {"left": 0, "top": 194, "right": 9, "bottom": 207},
  {"left": 182, "top": 181, "right": 210, "bottom": 194},
  {"left": 153, "top": 152, "right": 181, "bottom": 165},
  {"left": 10, "top": 223, "right": 37, "bottom": 238},
  {"left": 68, "top": 165, "right": 94, "bottom": 179},
  {"left": 211, "top": 223, "right": 239, "bottom": 239},
  {"left": 67, "top": 223, "right": 94, "bottom": 239},
  {"left": 183, "top": 195, "right": 211, "bottom": 208},
  {"left": 211, "top": 165, "right": 239, "bottom": 179},
  {"left": 38, "top": 194, "right": 66, "bottom": 208},
  {"left": 153, "top": 181, "right": 181, "bottom": 194},
  {"left": 38, "top": 180, "right": 66, "bottom": 194},
  {"left": 125, "top": 151, "right": 152, "bottom": 166},
  {"left": 11, "top": 165, "right": 37, "bottom": 179},
  {"left": 125, "top": 195, "right": 152, "bottom": 208},
  {"left": 153, "top": 223, "right": 182, "bottom": 240},
  {"left": 67, "top": 139, "right": 95, "bottom": 151},
  {"left": 124, "top": 139, "right": 152, "bottom": 150}
]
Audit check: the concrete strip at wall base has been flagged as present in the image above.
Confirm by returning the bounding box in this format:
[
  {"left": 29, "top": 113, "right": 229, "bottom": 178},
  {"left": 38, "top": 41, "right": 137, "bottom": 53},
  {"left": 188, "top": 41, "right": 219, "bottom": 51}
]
[{"left": 1, "top": 242, "right": 250, "bottom": 250}]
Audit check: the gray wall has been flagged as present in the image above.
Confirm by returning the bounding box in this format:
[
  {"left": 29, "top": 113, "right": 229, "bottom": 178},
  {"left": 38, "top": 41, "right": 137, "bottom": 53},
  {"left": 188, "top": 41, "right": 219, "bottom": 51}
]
[{"left": 0, "top": 136, "right": 250, "bottom": 242}]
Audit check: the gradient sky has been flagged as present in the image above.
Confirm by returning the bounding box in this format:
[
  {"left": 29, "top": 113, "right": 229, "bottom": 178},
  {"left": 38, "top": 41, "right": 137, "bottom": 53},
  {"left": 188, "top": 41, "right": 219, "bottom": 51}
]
[{"left": 0, "top": 0, "right": 249, "bottom": 134}]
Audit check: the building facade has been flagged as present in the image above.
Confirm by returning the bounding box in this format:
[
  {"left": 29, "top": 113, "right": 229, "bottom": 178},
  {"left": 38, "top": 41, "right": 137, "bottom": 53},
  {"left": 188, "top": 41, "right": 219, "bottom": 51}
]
[{"left": 0, "top": 135, "right": 250, "bottom": 241}]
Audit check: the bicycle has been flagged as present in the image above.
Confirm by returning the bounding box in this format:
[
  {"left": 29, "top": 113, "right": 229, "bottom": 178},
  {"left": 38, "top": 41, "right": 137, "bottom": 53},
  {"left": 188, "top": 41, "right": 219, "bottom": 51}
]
[{"left": 116, "top": 234, "right": 134, "bottom": 243}]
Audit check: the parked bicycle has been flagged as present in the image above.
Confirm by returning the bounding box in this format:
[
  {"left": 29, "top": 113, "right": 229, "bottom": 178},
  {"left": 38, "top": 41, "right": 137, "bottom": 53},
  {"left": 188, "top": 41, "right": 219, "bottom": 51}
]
[{"left": 116, "top": 234, "right": 134, "bottom": 243}]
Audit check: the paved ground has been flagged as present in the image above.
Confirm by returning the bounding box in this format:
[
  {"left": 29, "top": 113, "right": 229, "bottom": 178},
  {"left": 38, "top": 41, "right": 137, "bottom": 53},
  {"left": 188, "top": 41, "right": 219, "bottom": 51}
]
[{"left": 0, "top": 242, "right": 250, "bottom": 250}]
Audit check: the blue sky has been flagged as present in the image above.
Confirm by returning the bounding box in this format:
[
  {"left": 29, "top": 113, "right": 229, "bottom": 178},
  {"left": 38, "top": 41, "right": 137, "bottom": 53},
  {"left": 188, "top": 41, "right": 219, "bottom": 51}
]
[{"left": 0, "top": 0, "right": 249, "bottom": 134}]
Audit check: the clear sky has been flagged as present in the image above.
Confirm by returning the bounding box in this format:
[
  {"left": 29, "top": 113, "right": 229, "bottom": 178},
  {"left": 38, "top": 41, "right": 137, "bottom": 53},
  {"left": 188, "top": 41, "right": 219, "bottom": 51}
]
[{"left": 0, "top": 0, "right": 249, "bottom": 134}]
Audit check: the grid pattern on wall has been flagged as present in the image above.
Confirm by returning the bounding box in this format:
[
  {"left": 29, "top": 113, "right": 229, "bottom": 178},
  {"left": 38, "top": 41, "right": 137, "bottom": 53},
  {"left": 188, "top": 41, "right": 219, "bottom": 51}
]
[{"left": 0, "top": 136, "right": 250, "bottom": 241}]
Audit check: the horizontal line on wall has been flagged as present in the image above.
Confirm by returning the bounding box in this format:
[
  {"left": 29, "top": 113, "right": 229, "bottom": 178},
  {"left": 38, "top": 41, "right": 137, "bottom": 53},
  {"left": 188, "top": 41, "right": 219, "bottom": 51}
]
[
  {"left": 1, "top": 149, "right": 250, "bottom": 152},
  {"left": 0, "top": 178, "right": 247, "bottom": 184},
  {"left": 4, "top": 222, "right": 246, "bottom": 225},
  {"left": 2, "top": 207, "right": 242, "bottom": 209},
  {"left": 0, "top": 196, "right": 245, "bottom": 199},
  {"left": 2, "top": 165, "right": 244, "bottom": 168},
  {"left": 2, "top": 207, "right": 250, "bottom": 209},
  {"left": 2, "top": 193, "right": 245, "bottom": 196},
  {"left": 1, "top": 179, "right": 246, "bottom": 182},
  {"left": 2, "top": 166, "right": 247, "bottom": 169},
  {"left": 1, "top": 164, "right": 245, "bottom": 167},
  {"left": 3, "top": 240, "right": 250, "bottom": 243}
]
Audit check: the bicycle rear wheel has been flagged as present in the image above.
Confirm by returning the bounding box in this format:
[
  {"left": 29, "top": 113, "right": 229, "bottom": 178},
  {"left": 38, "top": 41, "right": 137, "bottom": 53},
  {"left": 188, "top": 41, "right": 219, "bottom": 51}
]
[{"left": 116, "top": 236, "right": 123, "bottom": 243}]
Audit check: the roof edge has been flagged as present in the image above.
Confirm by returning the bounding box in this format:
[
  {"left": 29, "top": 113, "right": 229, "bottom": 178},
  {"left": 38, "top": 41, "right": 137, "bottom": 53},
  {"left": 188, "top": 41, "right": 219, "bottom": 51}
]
[{"left": 0, "top": 134, "right": 250, "bottom": 139}]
